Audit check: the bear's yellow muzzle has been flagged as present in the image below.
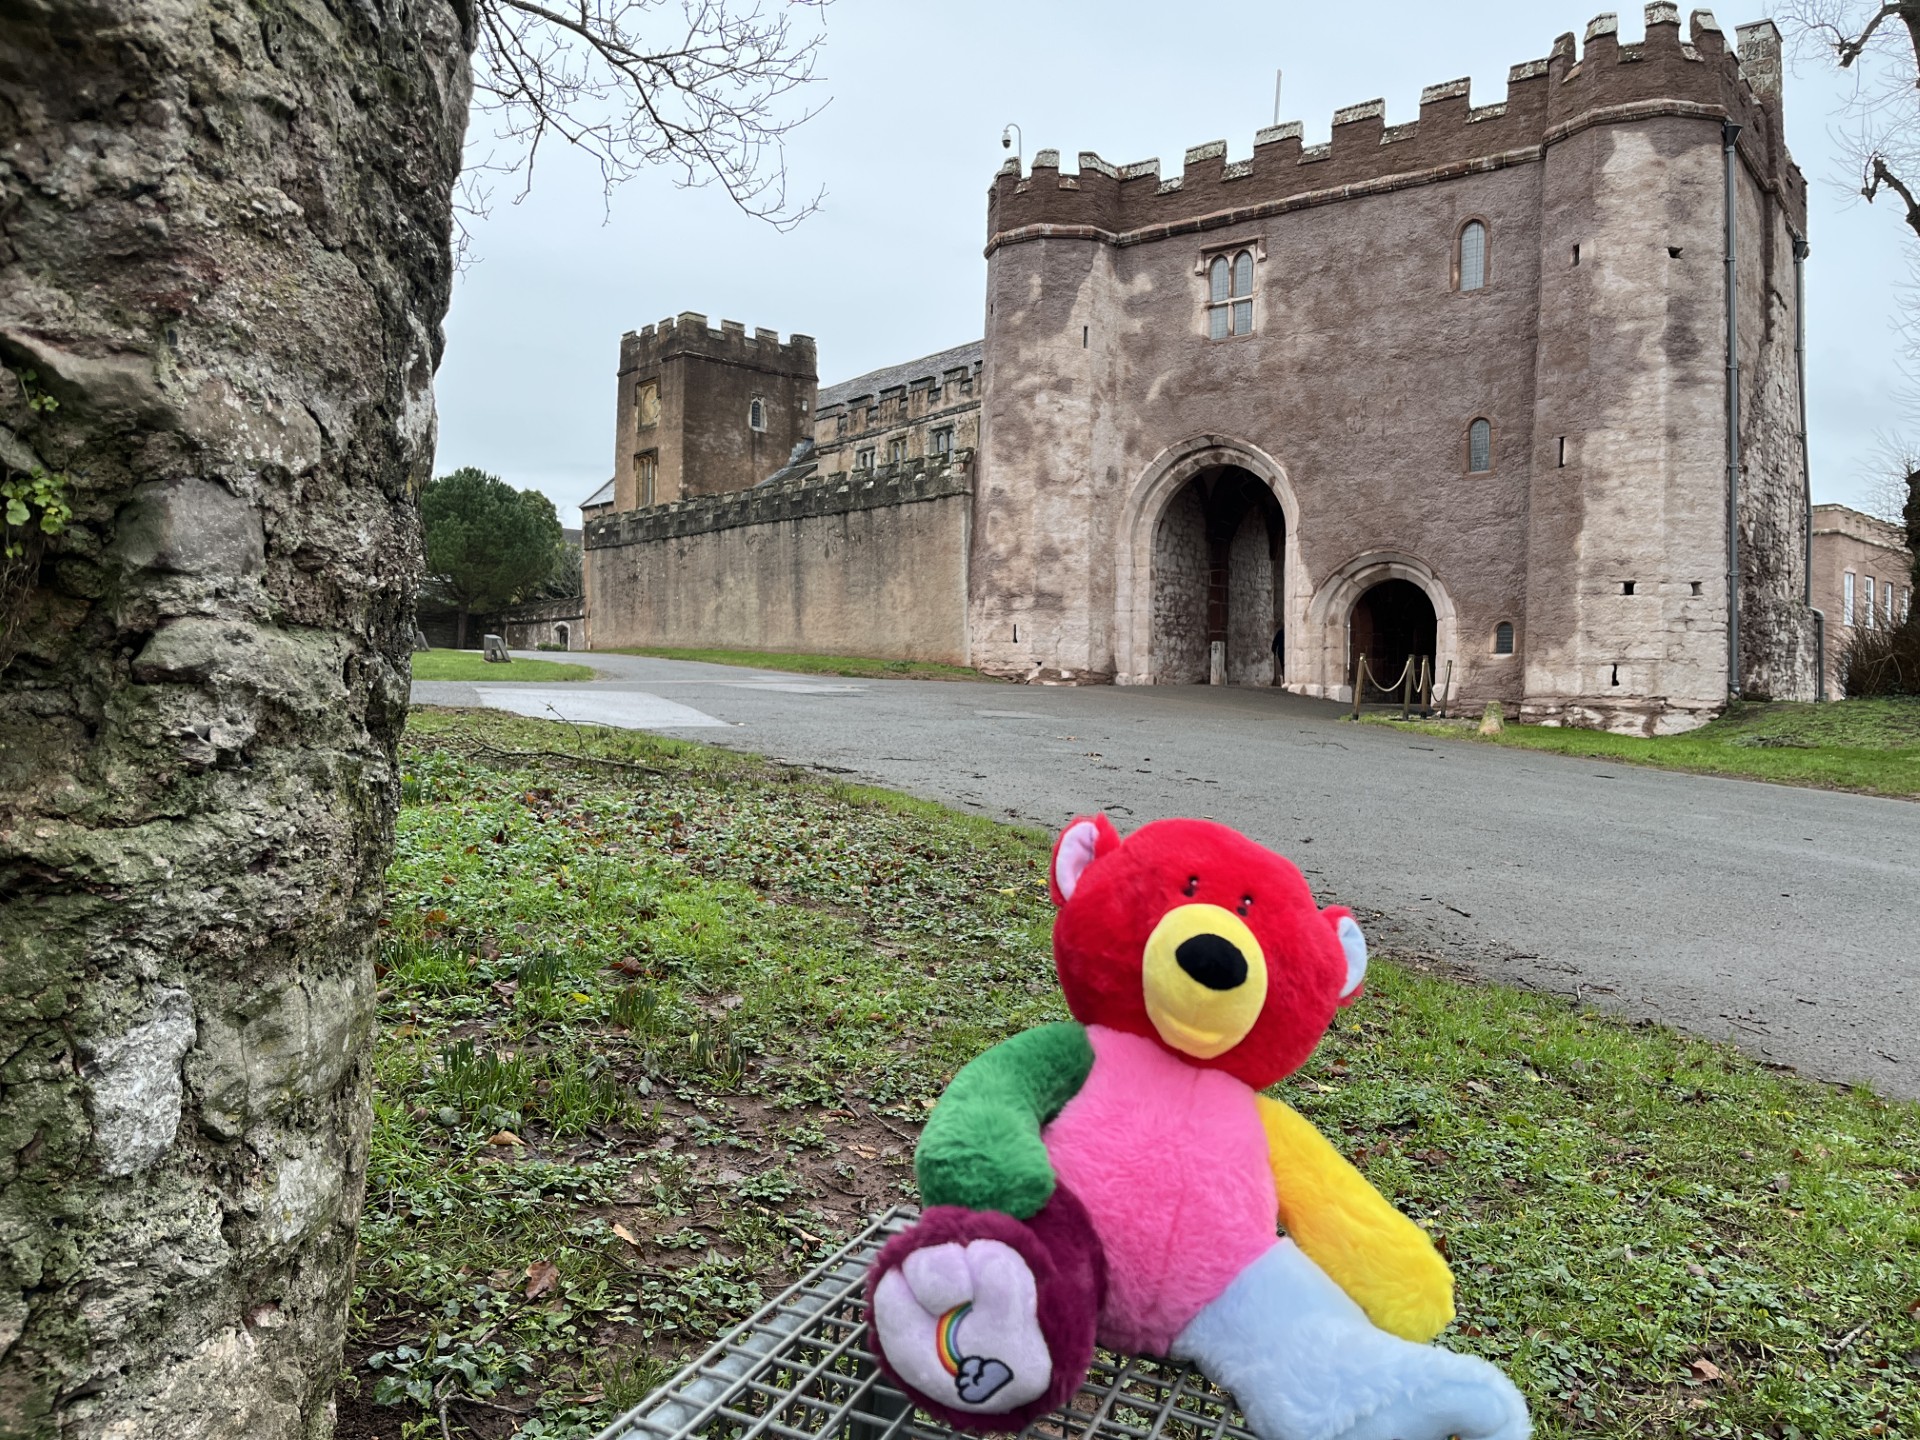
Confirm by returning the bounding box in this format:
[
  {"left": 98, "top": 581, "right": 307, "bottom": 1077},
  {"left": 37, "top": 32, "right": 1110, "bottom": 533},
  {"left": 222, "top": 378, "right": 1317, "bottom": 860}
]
[{"left": 1141, "top": 904, "right": 1267, "bottom": 1059}]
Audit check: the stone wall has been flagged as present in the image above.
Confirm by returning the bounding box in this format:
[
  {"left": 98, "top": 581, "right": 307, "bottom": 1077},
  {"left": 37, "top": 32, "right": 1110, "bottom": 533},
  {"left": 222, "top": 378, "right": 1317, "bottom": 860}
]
[
  {"left": 1150, "top": 483, "right": 1209, "bottom": 682},
  {"left": 1227, "top": 509, "right": 1277, "bottom": 685},
  {"left": 584, "top": 456, "right": 972, "bottom": 661}
]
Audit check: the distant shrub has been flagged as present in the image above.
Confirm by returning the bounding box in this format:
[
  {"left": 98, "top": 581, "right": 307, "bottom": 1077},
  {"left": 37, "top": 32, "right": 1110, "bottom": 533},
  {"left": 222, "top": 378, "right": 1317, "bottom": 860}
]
[{"left": 1841, "top": 614, "right": 1920, "bottom": 696}]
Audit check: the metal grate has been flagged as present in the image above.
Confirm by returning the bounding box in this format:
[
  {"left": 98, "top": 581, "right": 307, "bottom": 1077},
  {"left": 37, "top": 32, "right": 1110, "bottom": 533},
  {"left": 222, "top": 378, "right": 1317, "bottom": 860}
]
[{"left": 596, "top": 1208, "right": 1260, "bottom": 1440}]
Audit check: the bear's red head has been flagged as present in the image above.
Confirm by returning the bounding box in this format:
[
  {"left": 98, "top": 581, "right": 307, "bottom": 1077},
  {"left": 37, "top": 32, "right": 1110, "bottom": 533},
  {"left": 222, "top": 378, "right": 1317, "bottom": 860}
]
[{"left": 1049, "top": 814, "right": 1365, "bottom": 1089}]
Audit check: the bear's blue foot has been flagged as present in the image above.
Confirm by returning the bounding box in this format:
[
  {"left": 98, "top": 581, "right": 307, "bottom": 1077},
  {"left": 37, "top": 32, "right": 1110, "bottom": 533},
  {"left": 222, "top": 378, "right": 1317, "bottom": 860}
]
[{"left": 1171, "top": 1241, "right": 1529, "bottom": 1440}]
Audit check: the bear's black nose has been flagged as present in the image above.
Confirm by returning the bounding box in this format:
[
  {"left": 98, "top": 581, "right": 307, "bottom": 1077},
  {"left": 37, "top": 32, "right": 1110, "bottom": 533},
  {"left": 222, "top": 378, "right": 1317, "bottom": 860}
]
[{"left": 1175, "top": 933, "right": 1248, "bottom": 990}]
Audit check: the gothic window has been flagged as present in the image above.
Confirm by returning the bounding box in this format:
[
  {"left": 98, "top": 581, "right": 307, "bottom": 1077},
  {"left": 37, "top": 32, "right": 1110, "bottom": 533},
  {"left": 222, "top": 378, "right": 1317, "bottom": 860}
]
[
  {"left": 1458, "top": 220, "right": 1488, "bottom": 292},
  {"left": 1494, "top": 621, "right": 1515, "bottom": 655},
  {"left": 855, "top": 446, "right": 875, "bottom": 471},
  {"left": 1467, "top": 418, "right": 1493, "bottom": 473},
  {"left": 931, "top": 426, "right": 953, "bottom": 457},
  {"left": 888, "top": 436, "right": 908, "bottom": 465},
  {"left": 636, "top": 379, "right": 660, "bottom": 428},
  {"left": 637, "top": 451, "right": 658, "bottom": 507},
  {"left": 1207, "top": 248, "right": 1255, "bottom": 338},
  {"left": 749, "top": 397, "right": 766, "bottom": 430}
]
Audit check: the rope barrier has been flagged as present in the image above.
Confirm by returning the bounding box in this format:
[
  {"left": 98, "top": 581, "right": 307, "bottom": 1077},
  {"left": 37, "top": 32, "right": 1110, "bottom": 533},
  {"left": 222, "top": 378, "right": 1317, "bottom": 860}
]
[{"left": 1349, "top": 653, "right": 1438, "bottom": 718}]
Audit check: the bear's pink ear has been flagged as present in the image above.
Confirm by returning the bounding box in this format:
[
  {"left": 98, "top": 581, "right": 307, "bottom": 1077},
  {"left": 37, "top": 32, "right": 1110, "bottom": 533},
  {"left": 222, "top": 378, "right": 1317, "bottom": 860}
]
[
  {"left": 1323, "top": 906, "right": 1368, "bottom": 1003},
  {"left": 1050, "top": 814, "right": 1120, "bottom": 906}
]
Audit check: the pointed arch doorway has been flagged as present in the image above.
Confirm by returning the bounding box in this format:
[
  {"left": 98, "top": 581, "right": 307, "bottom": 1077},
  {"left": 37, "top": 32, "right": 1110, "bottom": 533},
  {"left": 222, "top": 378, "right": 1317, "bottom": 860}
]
[
  {"left": 1114, "top": 436, "right": 1302, "bottom": 687},
  {"left": 1350, "top": 579, "right": 1436, "bottom": 697}
]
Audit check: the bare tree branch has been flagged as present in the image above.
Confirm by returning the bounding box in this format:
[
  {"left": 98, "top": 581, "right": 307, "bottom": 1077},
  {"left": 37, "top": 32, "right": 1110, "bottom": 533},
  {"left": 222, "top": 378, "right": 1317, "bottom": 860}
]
[{"left": 467, "top": 0, "right": 830, "bottom": 231}]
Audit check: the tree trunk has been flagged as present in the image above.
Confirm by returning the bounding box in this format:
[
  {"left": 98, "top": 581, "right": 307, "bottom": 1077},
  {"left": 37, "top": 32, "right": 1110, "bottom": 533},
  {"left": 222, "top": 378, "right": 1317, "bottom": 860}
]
[
  {"left": 0, "top": 5, "right": 472, "bottom": 1437},
  {"left": 457, "top": 601, "right": 469, "bottom": 650}
]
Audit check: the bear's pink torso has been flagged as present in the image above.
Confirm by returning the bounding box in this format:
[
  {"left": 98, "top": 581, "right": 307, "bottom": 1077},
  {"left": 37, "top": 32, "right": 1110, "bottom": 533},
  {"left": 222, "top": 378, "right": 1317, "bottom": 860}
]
[{"left": 1041, "top": 1024, "right": 1278, "bottom": 1354}]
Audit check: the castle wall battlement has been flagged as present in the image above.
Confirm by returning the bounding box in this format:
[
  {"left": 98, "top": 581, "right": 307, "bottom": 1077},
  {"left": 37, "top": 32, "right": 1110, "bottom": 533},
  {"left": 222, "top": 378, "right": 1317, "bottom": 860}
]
[
  {"left": 586, "top": 451, "right": 973, "bottom": 548},
  {"left": 618, "top": 312, "right": 817, "bottom": 376},
  {"left": 985, "top": 8, "right": 1803, "bottom": 251}
]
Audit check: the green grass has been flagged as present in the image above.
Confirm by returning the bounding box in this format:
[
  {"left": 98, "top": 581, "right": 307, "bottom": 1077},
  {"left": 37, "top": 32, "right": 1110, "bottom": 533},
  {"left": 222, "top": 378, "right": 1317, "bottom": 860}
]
[
  {"left": 603, "top": 645, "right": 992, "bottom": 682},
  {"left": 1362, "top": 698, "right": 1920, "bottom": 798},
  {"left": 411, "top": 648, "right": 598, "bottom": 683},
  {"left": 349, "top": 706, "right": 1920, "bottom": 1439}
]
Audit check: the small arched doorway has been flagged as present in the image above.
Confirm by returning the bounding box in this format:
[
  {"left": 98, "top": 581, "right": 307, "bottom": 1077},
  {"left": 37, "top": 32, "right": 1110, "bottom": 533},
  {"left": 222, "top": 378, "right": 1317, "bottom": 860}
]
[
  {"left": 1351, "top": 579, "right": 1436, "bottom": 696},
  {"left": 555, "top": 622, "right": 571, "bottom": 651},
  {"left": 1149, "top": 466, "right": 1286, "bottom": 684}
]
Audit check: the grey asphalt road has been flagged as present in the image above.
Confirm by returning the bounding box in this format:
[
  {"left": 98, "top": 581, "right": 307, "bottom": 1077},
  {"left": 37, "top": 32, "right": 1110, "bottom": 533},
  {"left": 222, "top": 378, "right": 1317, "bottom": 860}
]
[{"left": 414, "top": 652, "right": 1920, "bottom": 1099}]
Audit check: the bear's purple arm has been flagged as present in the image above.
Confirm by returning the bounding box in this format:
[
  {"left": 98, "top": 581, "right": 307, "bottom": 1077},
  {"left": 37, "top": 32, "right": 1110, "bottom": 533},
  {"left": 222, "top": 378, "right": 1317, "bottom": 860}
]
[{"left": 914, "top": 1021, "right": 1095, "bottom": 1219}]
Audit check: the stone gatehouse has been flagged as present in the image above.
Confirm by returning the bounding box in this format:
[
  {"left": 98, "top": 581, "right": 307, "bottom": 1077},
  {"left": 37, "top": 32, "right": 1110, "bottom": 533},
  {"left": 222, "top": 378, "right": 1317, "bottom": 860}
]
[{"left": 585, "top": 8, "right": 1819, "bottom": 733}]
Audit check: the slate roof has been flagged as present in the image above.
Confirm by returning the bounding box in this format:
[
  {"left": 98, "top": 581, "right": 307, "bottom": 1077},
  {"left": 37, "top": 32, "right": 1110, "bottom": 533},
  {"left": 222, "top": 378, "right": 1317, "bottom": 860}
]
[
  {"left": 815, "top": 340, "right": 982, "bottom": 410},
  {"left": 581, "top": 477, "right": 615, "bottom": 509}
]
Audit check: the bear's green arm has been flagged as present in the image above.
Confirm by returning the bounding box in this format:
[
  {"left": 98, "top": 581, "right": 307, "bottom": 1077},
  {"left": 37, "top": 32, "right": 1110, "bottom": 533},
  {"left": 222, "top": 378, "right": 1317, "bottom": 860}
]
[{"left": 915, "top": 1021, "right": 1094, "bottom": 1219}]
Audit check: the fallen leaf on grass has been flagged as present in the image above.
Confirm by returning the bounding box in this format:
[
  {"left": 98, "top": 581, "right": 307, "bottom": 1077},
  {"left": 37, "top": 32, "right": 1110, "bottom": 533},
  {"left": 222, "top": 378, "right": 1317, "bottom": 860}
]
[
  {"left": 525, "top": 1260, "right": 560, "bottom": 1300},
  {"left": 1465, "top": 1080, "right": 1494, "bottom": 1096},
  {"left": 612, "top": 1223, "right": 639, "bottom": 1246},
  {"left": 1689, "top": 1358, "right": 1724, "bottom": 1382},
  {"left": 487, "top": 1130, "right": 524, "bottom": 1146}
]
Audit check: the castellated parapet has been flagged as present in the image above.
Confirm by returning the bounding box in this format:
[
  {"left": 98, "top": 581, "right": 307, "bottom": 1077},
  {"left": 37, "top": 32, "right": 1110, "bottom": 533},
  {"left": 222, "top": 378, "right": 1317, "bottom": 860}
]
[
  {"left": 612, "top": 313, "right": 817, "bottom": 510},
  {"left": 586, "top": 450, "right": 972, "bottom": 548},
  {"left": 985, "top": 8, "right": 1802, "bottom": 251}
]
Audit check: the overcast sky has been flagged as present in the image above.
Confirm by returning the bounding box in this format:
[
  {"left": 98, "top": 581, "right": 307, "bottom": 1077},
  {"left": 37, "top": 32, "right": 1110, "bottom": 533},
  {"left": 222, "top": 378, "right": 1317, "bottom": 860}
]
[{"left": 432, "top": 1, "right": 1914, "bottom": 528}]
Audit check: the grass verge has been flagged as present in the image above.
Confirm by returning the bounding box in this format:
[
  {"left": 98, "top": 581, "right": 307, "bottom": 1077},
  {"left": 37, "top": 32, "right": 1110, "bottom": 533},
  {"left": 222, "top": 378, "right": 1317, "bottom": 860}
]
[
  {"left": 347, "top": 706, "right": 1920, "bottom": 1439},
  {"left": 412, "top": 649, "right": 599, "bottom": 683},
  {"left": 1361, "top": 697, "right": 1920, "bottom": 799},
  {"left": 603, "top": 645, "right": 992, "bottom": 682}
]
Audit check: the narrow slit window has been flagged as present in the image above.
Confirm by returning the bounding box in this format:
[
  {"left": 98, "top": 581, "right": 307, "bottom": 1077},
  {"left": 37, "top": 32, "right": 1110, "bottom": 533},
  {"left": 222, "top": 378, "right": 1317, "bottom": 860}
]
[
  {"left": 748, "top": 397, "right": 766, "bottom": 430},
  {"left": 1467, "top": 418, "right": 1492, "bottom": 472},
  {"left": 1206, "top": 249, "right": 1255, "bottom": 338},
  {"left": 1459, "top": 220, "right": 1488, "bottom": 291},
  {"left": 1556, "top": 436, "right": 1567, "bottom": 468},
  {"left": 1864, "top": 575, "right": 1876, "bottom": 629},
  {"left": 1494, "top": 621, "right": 1515, "bottom": 655},
  {"left": 1843, "top": 571, "right": 1855, "bottom": 626}
]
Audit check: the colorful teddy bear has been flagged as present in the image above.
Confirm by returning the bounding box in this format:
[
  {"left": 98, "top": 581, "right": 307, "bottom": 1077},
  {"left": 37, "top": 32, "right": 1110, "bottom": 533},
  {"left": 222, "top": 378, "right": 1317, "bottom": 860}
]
[{"left": 866, "top": 815, "right": 1529, "bottom": 1440}]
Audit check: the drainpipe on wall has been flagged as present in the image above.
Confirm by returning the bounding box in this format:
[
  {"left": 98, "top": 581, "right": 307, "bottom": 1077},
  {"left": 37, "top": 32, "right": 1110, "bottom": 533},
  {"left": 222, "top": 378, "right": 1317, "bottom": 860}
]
[
  {"left": 1792, "top": 232, "right": 1825, "bottom": 700},
  {"left": 1723, "top": 120, "right": 1744, "bottom": 700}
]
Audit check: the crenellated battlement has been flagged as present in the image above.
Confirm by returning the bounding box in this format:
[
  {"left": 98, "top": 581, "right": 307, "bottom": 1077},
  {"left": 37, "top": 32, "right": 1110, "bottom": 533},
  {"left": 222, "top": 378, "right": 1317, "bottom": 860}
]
[
  {"left": 584, "top": 450, "right": 974, "bottom": 549},
  {"left": 986, "top": 8, "right": 1802, "bottom": 251},
  {"left": 618, "top": 312, "right": 816, "bottom": 375}
]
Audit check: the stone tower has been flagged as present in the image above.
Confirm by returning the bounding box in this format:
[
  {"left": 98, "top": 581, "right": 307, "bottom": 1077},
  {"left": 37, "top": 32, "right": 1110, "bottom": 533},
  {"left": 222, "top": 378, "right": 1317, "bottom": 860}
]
[
  {"left": 971, "top": 6, "right": 1815, "bottom": 731},
  {"left": 612, "top": 314, "right": 816, "bottom": 510}
]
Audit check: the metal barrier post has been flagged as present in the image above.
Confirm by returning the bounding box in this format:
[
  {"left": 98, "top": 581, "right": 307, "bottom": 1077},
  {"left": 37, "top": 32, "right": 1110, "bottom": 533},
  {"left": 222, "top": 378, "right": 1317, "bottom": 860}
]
[{"left": 1401, "top": 658, "right": 1414, "bottom": 720}]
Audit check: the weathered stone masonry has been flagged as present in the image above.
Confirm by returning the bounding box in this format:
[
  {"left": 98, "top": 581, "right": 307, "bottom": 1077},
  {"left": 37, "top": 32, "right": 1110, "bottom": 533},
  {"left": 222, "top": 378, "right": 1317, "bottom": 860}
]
[
  {"left": 972, "top": 6, "right": 1815, "bottom": 730},
  {"left": 584, "top": 455, "right": 972, "bottom": 662},
  {"left": 582, "top": 8, "right": 1816, "bottom": 734}
]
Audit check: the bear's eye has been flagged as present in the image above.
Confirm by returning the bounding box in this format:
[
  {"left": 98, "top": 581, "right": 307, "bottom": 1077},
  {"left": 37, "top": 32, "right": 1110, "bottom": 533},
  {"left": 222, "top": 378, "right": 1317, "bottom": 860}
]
[
  {"left": 1183, "top": 875, "right": 1200, "bottom": 897},
  {"left": 1237, "top": 894, "right": 1254, "bottom": 915}
]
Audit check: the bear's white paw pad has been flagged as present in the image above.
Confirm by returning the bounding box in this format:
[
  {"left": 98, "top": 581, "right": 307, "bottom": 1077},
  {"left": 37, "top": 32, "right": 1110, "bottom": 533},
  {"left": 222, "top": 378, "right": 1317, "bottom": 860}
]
[
  {"left": 1336, "top": 1358, "right": 1530, "bottom": 1440},
  {"left": 871, "top": 1240, "right": 1053, "bottom": 1413}
]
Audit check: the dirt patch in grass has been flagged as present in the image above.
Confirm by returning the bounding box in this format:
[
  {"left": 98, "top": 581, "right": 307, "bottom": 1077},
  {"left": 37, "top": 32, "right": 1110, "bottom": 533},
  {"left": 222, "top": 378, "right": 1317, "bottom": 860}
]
[
  {"left": 355, "top": 708, "right": 1920, "bottom": 1439},
  {"left": 1362, "top": 697, "right": 1920, "bottom": 798}
]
